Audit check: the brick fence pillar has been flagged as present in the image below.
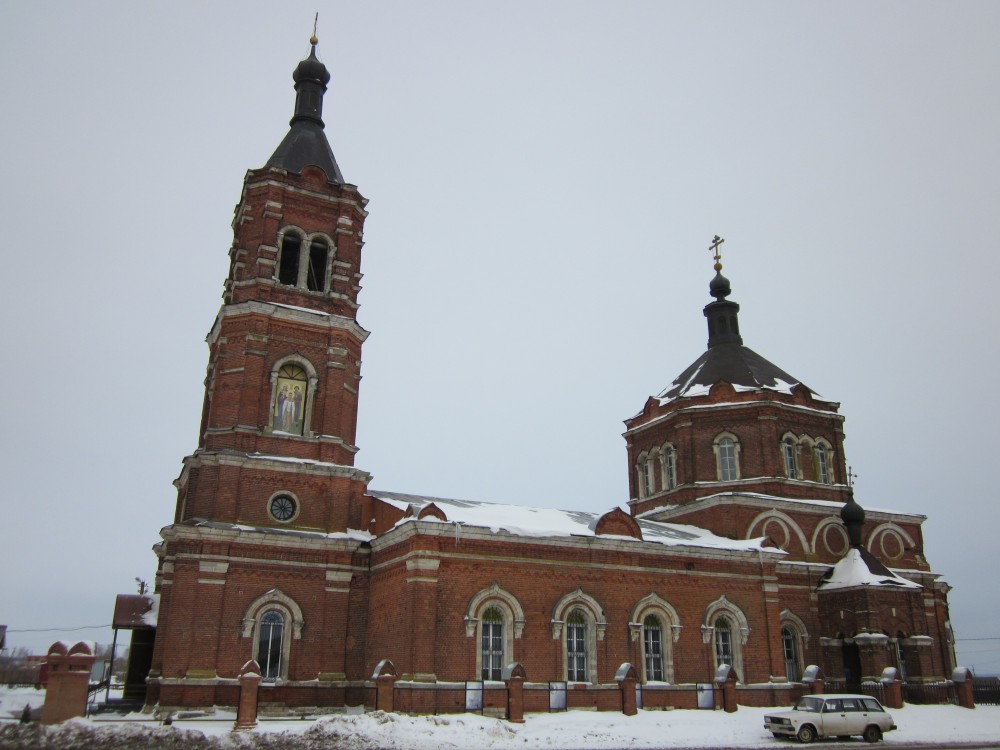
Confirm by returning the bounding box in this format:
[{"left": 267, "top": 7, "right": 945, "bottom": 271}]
[
  {"left": 41, "top": 641, "right": 96, "bottom": 724},
  {"left": 715, "top": 665, "right": 738, "bottom": 713},
  {"left": 234, "top": 660, "right": 262, "bottom": 731},
  {"left": 503, "top": 662, "right": 527, "bottom": 723},
  {"left": 372, "top": 658, "right": 398, "bottom": 713},
  {"left": 952, "top": 667, "right": 975, "bottom": 709},
  {"left": 616, "top": 663, "right": 639, "bottom": 716},
  {"left": 880, "top": 668, "right": 903, "bottom": 709},
  {"left": 803, "top": 665, "right": 825, "bottom": 695}
]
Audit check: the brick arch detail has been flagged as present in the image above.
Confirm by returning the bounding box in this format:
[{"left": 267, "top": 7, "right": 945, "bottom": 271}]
[
  {"left": 746, "top": 509, "right": 810, "bottom": 554},
  {"left": 866, "top": 522, "right": 916, "bottom": 555},
  {"left": 811, "top": 517, "right": 849, "bottom": 556},
  {"left": 241, "top": 588, "right": 304, "bottom": 640},
  {"left": 551, "top": 588, "right": 607, "bottom": 641},
  {"left": 465, "top": 583, "right": 526, "bottom": 639}
]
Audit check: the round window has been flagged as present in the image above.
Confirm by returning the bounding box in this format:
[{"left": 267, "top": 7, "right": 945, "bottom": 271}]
[{"left": 269, "top": 494, "right": 297, "bottom": 522}]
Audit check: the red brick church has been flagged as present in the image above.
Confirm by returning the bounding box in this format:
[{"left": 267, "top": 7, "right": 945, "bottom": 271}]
[{"left": 125, "top": 40, "right": 957, "bottom": 713}]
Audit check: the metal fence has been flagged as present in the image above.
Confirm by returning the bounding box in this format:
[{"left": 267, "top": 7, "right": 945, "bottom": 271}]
[
  {"left": 902, "top": 681, "right": 955, "bottom": 705},
  {"left": 824, "top": 680, "right": 887, "bottom": 704},
  {"left": 0, "top": 667, "right": 41, "bottom": 687},
  {"left": 972, "top": 677, "right": 1000, "bottom": 706}
]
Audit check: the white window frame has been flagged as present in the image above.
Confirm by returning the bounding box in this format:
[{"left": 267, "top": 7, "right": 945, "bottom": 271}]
[
  {"left": 464, "top": 584, "right": 526, "bottom": 681},
  {"left": 713, "top": 432, "right": 741, "bottom": 482},
  {"left": 552, "top": 588, "right": 606, "bottom": 684},
  {"left": 661, "top": 444, "right": 678, "bottom": 490}
]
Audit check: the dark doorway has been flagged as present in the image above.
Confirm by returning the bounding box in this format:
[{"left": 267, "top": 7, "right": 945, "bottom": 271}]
[{"left": 842, "top": 640, "right": 862, "bottom": 691}]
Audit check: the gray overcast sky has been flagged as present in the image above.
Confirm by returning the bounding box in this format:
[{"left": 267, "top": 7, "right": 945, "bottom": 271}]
[{"left": 1, "top": 2, "right": 998, "bottom": 673}]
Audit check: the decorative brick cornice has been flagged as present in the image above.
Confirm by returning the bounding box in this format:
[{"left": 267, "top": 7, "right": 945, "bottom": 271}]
[{"left": 207, "top": 300, "right": 370, "bottom": 345}]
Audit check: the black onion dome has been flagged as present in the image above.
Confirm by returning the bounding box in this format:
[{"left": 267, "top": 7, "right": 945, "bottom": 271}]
[
  {"left": 709, "top": 271, "right": 732, "bottom": 300},
  {"left": 840, "top": 492, "right": 866, "bottom": 548},
  {"left": 293, "top": 45, "right": 331, "bottom": 86},
  {"left": 265, "top": 41, "right": 345, "bottom": 185}
]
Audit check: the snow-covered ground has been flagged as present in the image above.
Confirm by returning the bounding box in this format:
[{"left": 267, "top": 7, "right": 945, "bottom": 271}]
[{"left": 1, "top": 686, "right": 998, "bottom": 749}]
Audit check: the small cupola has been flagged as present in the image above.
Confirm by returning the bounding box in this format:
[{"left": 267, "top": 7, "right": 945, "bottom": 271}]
[
  {"left": 265, "top": 34, "right": 345, "bottom": 184},
  {"left": 704, "top": 236, "right": 744, "bottom": 348}
]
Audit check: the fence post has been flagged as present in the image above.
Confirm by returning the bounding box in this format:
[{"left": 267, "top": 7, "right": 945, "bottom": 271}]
[
  {"left": 234, "top": 660, "right": 262, "bottom": 731},
  {"left": 715, "top": 665, "right": 738, "bottom": 713},
  {"left": 952, "top": 667, "right": 975, "bottom": 709},
  {"left": 41, "top": 641, "right": 96, "bottom": 725},
  {"left": 372, "top": 658, "right": 398, "bottom": 713},
  {"left": 880, "top": 667, "right": 903, "bottom": 709},
  {"left": 616, "top": 663, "right": 639, "bottom": 716},
  {"left": 503, "top": 662, "right": 527, "bottom": 723},
  {"left": 803, "top": 665, "right": 825, "bottom": 695}
]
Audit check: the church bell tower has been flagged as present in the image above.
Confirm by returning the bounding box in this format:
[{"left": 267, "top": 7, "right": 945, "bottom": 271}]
[
  {"left": 175, "top": 37, "right": 372, "bottom": 534},
  {"left": 146, "top": 38, "right": 377, "bottom": 704}
]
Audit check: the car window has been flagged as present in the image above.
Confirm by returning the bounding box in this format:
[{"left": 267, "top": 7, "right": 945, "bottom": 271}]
[
  {"left": 861, "top": 698, "right": 884, "bottom": 712},
  {"left": 841, "top": 698, "right": 861, "bottom": 712},
  {"left": 823, "top": 699, "right": 842, "bottom": 713},
  {"left": 796, "top": 697, "right": 823, "bottom": 713}
]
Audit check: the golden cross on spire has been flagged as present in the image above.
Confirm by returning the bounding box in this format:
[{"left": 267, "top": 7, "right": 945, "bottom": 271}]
[
  {"left": 709, "top": 235, "right": 725, "bottom": 272},
  {"left": 847, "top": 465, "right": 859, "bottom": 488},
  {"left": 311, "top": 12, "right": 319, "bottom": 45}
]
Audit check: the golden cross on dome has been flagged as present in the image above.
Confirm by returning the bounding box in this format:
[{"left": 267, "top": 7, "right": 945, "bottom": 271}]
[
  {"left": 709, "top": 235, "right": 725, "bottom": 272},
  {"left": 847, "top": 465, "right": 859, "bottom": 487},
  {"left": 311, "top": 12, "right": 319, "bottom": 45}
]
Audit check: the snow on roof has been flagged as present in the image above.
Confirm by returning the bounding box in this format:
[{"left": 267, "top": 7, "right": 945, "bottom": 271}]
[
  {"left": 369, "top": 491, "right": 777, "bottom": 553},
  {"left": 637, "top": 492, "right": 924, "bottom": 521},
  {"left": 190, "top": 518, "right": 374, "bottom": 543},
  {"left": 818, "top": 548, "right": 921, "bottom": 591}
]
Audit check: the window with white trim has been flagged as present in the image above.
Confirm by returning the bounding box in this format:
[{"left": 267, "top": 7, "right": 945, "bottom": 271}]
[
  {"left": 661, "top": 445, "right": 677, "bottom": 490},
  {"left": 715, "top": 434, "right": 740, "bottom": 482},
  {"left": 782, "top": 437, "right": 798, "bottom": 479},
  {"left": 257, "top": 610, "right": 286, "bottom": 681},
  {"left": 566, "top": 609, "right": 588, "bottom": 682},
  {"left": 481, "top": 607, "right": 504, "bottom": 681},
  {"left": 643, "top": 615, "right": 664, "bottom": 682},
  {"left": 714, "top": 616, "right": 734, "bottom": 669},
  {"left": 815, "top": 443, "right": 830, "bottom": 484}
]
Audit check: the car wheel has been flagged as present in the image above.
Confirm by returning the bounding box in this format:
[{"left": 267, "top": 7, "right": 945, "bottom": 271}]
[
  {"left": 796, "top": 724, "right": 816, "bottom": 744},
  {"left": 863, "top": 725, "right": 882, "bottom": 743}
]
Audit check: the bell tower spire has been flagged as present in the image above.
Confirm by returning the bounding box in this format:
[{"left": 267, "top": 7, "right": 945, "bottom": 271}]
[
  {"left": 266, "top": 30, "right": 345, "bottom": 184},
  {"left": 703, "top": 235, "right": 744, "bottom": 348}
]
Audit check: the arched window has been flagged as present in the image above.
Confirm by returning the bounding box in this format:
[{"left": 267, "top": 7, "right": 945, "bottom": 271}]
[
  {"left": 661, "top": 445, "right": 678, "bottom": 490},
  {"left": 715, "top": 616, "right": 734, "bottom": 669},
  {"left": 481, "top": 607, "right": 504, "bottom": 681},
  {"left": 271, "top": 364, "right": 308, "bottom": 436},
  {"left": 241, "top": 589, "right": 303, "bottom": 682},
  {"left": 643, "top": 615, "right": 664, "bottom": 682},
  {"left": 630, "top": 594, "right": 680, "bottom": 683},
  {"left": 703, "top": 596, "right": 748, "bottom": 681},
  {"left": 277, "top": 232, "right": 302, "bottom": 286},
  {"left": 782, "top": 437, "right": 799, "bottom": 479},
  {"left": 257, "top": 610, "right": 286, "bottom": 681},
  {"left": 714, "top": 433, "right": 741, "bottom": 482},
  {"left": 814, "top": 443, "right": 831, "bottom": 484},
  {"left": 781, "top": 626, "right": 800, "bottom": 681},
  {"left": 306, "top": 238, "right": 329, "bottom": 292},
  {"left": 465, "top": 584, "right": 525, "bottom": 681},
  {"left": 553, "top": 589, "right": 605, "bottom": 683},
  {"left": 566, "top": 609, "right": 588, "bottom": 682}
]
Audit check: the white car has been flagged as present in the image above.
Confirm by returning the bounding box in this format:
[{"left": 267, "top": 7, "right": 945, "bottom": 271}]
[{"left": 764, "top": 694, "right": 897, "bottom": 743}]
